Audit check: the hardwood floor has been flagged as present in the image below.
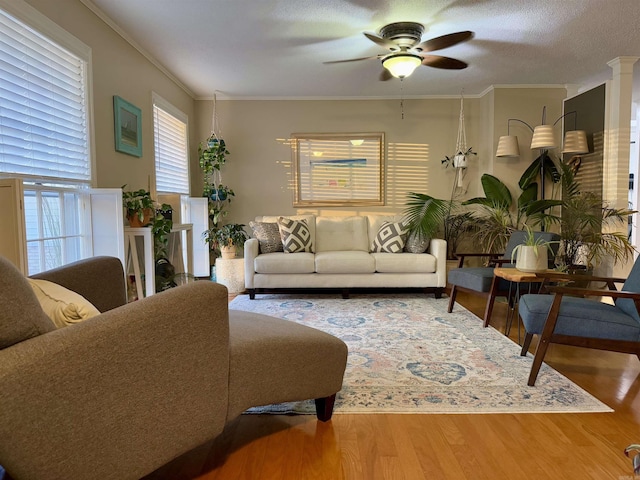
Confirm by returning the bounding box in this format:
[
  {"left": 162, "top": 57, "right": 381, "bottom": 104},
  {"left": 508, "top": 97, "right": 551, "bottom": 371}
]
[{"left": 145, "top": 291, "right": 640, "bottom": 480}]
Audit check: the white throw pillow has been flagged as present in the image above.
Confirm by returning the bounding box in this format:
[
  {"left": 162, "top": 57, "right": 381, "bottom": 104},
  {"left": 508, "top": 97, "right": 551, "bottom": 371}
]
[{"left": 28, "top": 279, "right": 100, "bottom": 328}]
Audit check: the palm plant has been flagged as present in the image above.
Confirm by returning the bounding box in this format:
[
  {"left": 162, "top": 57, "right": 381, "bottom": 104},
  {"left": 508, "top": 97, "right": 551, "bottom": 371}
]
[
  {"left": 402, "top": 192, "right": 450, "bottom": 239},
  {"left": 556, "top": 162, "right": 635, "bottom": 269}
]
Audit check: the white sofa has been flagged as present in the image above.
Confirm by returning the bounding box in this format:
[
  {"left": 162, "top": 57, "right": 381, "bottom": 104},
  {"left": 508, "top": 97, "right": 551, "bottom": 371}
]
[{"left": 244, "top": 214, "right": 447, "bottom": 299}]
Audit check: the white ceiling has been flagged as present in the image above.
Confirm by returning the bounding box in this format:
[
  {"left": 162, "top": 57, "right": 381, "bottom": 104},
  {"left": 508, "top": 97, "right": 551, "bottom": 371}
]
[{"left": 84, "top": 0, "right": 640, "bottom": 99}]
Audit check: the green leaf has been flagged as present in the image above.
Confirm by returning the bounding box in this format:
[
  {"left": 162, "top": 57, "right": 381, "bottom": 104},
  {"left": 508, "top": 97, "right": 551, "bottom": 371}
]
[
  {"left": 480, "top": 174, "right": 512, "bottom": 208},
  {"left": 403, "top": 193, "right": 448, "bottom": 237}
]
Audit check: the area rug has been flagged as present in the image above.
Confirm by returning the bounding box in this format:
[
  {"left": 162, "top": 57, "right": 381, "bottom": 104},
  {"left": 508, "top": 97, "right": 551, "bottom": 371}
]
[{"left": 229, "top": 294, "right": 612, "bottom": 414}]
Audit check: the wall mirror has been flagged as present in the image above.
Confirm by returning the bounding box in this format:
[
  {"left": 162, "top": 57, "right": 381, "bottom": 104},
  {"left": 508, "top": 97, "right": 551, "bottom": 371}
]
[{"left": 292, "top": 132, "right": 385, "bottom": 207}]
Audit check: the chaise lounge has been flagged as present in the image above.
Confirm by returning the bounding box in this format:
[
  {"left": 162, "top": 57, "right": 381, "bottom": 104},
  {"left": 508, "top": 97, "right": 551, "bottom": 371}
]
[{"left": 0, "top": 256, "right": 348, "bottom": 480}]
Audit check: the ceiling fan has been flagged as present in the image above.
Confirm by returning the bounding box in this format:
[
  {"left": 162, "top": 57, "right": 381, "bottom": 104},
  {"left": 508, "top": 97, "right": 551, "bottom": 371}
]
[{"left": 324, "top": 22, "right": 474, "bottom": 80}]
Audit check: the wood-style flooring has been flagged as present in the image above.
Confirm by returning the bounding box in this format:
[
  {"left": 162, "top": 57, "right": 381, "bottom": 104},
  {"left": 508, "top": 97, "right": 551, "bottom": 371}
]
[{"left": 145, "top": 291, "right": 640, "bottom": 480}]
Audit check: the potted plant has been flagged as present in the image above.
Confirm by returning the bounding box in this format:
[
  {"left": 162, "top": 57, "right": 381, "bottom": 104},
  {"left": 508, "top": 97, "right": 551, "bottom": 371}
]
[
  {"left": 205, "top": 223, "right": 249, "bottom": 259},
  {"left": 122, "top": 186, "right": 155, "bottom": 227},
  {"left": 463, "top": 173, "right": 562, "bottom": 253},
  {"left": 441, "top": 147, "right": 477, "bottom": 169},
  {"left": 510, "top": 225, "right": 555, "bottom": 273},
  {"left": 556, "top": 162, "right": 635, "bottom": 271}
]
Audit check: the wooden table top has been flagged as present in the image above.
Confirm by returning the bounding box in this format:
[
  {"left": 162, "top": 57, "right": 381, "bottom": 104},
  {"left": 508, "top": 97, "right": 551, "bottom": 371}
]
[{"left": 493, "top": 267, "right": 552, "bottom": 283}]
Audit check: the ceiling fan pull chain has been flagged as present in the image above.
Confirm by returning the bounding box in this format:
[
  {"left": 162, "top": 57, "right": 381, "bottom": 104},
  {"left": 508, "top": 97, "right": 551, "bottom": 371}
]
[{"left": 400, "top": 79, "right": 405, "bottom": 120}]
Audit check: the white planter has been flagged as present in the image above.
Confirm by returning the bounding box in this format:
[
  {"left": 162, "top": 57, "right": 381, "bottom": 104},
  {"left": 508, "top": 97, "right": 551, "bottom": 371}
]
[
  {"left": 453, "top": 154, "right": 468, "bottom": 168},
  {"left": 514, "top": 245, "right": 548, "bottom": 273}
]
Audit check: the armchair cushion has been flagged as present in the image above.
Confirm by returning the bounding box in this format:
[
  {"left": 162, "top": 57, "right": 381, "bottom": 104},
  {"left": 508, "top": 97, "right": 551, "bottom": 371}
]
[
  {"left": 28, "top": 278, "right": 100, "bottom": 328},
  {"left": 0, "top": 257, "right": 55, "bottom": 350},
  {"left": 448, "top": 267, "right": 509, "bottom": 292},
  {"left": 519, "top": 294, "right": 640, "bottom": 342}
]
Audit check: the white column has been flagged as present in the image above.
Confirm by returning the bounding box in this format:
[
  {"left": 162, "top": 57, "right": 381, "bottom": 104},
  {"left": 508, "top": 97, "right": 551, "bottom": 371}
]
[{"left": 604, "top": 56, "right": 638, "bottom": 210}]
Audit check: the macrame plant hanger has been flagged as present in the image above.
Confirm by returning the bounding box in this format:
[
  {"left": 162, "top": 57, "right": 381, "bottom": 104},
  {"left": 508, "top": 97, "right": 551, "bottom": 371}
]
[
  {"left": 210, "top": 91, "right": 222, "bottom": 188},
  {"left": 452, "top": 93, "right": 468, "bottom": 195}
]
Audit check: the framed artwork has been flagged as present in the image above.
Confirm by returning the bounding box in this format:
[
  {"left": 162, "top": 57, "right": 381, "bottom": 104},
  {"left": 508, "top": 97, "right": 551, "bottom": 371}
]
[
  {"left": 292, "top": 132, "right": 385, "bottom": 207},
  {"left": 113, "top": 95, "right": 142, "bottom": 157}
]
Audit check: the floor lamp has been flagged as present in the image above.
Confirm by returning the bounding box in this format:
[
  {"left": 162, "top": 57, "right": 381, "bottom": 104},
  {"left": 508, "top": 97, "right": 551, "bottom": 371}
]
[{"left": 495, "top": 106, "right": 589, "bottom": 200}]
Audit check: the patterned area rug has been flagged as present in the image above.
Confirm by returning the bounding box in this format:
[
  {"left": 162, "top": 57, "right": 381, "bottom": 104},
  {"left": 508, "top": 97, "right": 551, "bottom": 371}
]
[{"left": 229, "top": 294, "right": 612, "bottom": 414}]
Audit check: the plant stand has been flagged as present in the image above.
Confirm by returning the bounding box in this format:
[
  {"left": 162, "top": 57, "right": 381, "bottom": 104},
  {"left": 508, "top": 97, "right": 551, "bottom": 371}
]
[{"left": 215, "top": 257, "right": 245, "bottom": 294}]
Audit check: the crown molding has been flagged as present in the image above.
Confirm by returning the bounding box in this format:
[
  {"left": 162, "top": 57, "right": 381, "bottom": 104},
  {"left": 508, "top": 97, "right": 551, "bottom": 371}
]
[{"left": 78, "top": 0, "right": 195, "bottom": 99}]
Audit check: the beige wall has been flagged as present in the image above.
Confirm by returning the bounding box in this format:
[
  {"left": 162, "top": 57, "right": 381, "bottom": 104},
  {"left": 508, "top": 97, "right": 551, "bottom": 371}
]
[
  {"left": 195, "top": 90, "right": 568, "bottom": 227},
  {"left": 23, "top": 0, "right": 196, "bottom": 193}
]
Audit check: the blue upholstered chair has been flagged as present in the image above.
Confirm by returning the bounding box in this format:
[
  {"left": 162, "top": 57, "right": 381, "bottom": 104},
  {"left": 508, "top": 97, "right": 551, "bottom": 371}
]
[
  {"left": 447, "top": 230, "right": 560, "bottom": 325},
  {"left": 519, "top": 256, "right": 640, "bottom": 386}
]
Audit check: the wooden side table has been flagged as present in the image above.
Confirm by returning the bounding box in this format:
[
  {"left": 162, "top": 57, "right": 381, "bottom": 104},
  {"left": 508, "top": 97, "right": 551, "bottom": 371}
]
[
  {"left": 215, "top": 257, "right": 245, "bottom": 294},
  {"left": 485, "top": 268, "right": 550, "bottom": 338}
]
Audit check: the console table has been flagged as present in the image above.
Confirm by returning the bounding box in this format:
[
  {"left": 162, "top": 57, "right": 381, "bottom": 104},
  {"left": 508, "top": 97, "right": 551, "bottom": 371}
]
[{"left": 125, "top": 223, "right": 193, "bottom": 299}]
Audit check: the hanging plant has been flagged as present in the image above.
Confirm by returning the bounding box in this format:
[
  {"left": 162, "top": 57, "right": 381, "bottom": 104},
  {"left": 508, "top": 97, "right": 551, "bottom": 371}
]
[
  {"left": 199, "top": 135, "right": 229, "bottom": 176},
  {"left": 441, "top": 147, "right": 477, "bottom": 169}
]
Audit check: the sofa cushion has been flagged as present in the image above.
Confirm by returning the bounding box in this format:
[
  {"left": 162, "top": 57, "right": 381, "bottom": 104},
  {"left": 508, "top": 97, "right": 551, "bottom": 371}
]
[
  {"left": 260, "top": 215, "right": 316, "bottom": 253},
  {"left": 373, "top": 253, "right": 437, "bottom": 273},
  {"left": 315, "top": 251, "right": 375, "bottom": 274},
  {"left": 277, "top": 217, "right": 313, "bottom": 253},
  {"left": 28, "top": 278, "right": 100, "bottom": 328},
  {"left": 254, "top": 252, "right": 316, "bottom": 274},
  {"left": 0, "top": 257, "right": 55, "bottom": 350},
  {"left": 371, "top": 221, "right": 408, "bottom": 253},
  {"left": 249, "top": 221, "right": 283, "bottom": 254},
  {"left": 315, "top": 216, "right": 369, "bottom": 252}
]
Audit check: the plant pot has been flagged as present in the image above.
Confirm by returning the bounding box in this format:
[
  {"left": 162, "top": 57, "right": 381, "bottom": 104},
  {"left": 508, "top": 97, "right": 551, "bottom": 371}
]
[
  {"left": 127, "top": 208, "right": 154, "bottom": 227},
  {"left": 220, "top": 245, "right": 236, "bottom": 259},
  {"left": 515, "top": 245, "right": 548, "bottom": 273},
  {"left": 210, "top": 189, "right": 227, "bottom": 201},
  {"left": 453, "top": 154, "right": 468, "bottom": 168}
]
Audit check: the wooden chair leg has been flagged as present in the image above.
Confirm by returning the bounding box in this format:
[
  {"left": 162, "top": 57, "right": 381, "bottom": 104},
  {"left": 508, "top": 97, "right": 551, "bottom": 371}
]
[
  {"left": 315, "top": 394, "right": 336, "bottom": 422},
  {"left": 521, "top": 332, "right": 534, "bottom": 356},
  {"left": 447, "top": 285, "right": 458, "bottom": 312},
  {"left": 483, "top": 275, "right": 500, "bottom": 328},
  {"left": 527, "top": 293, "right": 564, "bottom": 386}
]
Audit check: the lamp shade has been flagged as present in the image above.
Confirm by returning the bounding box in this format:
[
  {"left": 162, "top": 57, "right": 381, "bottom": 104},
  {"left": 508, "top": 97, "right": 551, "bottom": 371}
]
[
  {"left": 530, "top": 125, "right": 557, "bottom": 149},
  {"left": 562, "top": 130, "right": 589, "bottom": 154},
  {"left": 496, "top": 135, "right": 520, "bottom": 157},
  {"left": 382, "top": 54, "right": 422, "bottom": 78}
]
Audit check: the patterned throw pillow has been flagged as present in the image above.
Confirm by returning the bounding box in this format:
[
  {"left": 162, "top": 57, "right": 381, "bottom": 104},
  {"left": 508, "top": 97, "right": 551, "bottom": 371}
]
[
  {"left": 371, "top": 221, "right": 408, "bottom": 253},
  {"left": 404, "top": 230, "right": 430, "bottom": 253},
  {"left": 277, "top": 217, "right": 313, "bottom": 253},
  {"left": 249, "top": 221, "right": 283, "bottom": 253}
]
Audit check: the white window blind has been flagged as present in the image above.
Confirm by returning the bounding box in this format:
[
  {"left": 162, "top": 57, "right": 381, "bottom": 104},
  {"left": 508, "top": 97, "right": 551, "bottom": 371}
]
[
  {"left": 0, "top": 8, "right": 89, "bottom": 186},
  {"left": 153, "top": 94, "right": 189, "bottom": 194}
]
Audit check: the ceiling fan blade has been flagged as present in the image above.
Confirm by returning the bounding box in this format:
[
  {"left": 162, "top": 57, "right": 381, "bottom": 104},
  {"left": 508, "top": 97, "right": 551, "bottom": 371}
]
[
  {"left": 323, "top": 55, "right": 381, "bottom": 64},
  {"left": 379, "top": 69, "right": 392, "bottom": 81},
  {"left": 420, "top": 55, "right": 468, "bottom": 70},
  {"left": 415, "top": 31, "right": 474, "bottom": 52},
  {"left": 364, "top": 31, "right": 398, "bottom": 50}
]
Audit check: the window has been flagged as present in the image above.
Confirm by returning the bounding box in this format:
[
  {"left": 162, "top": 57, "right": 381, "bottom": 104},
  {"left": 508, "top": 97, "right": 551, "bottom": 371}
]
[
  {"left": 153, "top": 93, "right": 189, "bottom": 194},
  {"left": 0, "top": 1, "right": 93, "bottom": 274}
]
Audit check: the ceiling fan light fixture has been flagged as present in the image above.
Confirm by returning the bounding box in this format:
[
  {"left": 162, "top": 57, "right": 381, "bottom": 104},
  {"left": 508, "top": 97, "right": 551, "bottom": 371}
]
[{"left": 382, "top": 54, "right": 422, "bottom": 79}]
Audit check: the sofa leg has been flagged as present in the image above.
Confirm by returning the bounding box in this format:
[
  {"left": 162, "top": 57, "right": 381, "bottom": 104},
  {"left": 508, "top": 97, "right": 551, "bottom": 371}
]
[
  {"left": 341, "top": 289, "right": 349, "bottom": 299},
  {"left": 248, "top": 289, "right": 255, "bottom": 300},
  {"left": 433, "top": 287, "right": 444, "bottom": 299},
  {"left": 315, "top": 394, "right": 336, "bottom": 422}
]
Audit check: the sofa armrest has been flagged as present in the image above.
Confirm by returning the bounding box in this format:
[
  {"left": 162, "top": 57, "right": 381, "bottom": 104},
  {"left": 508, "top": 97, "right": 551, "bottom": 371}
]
[
  {"left": 430, "top": 238, "right": 447, "bottom": 287},
  {"left": 0, "top": 281, "right": 230, "bottom": 480},
  {"left": 244, "top": 238, "right": 259, "bottom": 289},
  {"left": 30, "top": 256, "right": 127, "bottom": 312}
]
